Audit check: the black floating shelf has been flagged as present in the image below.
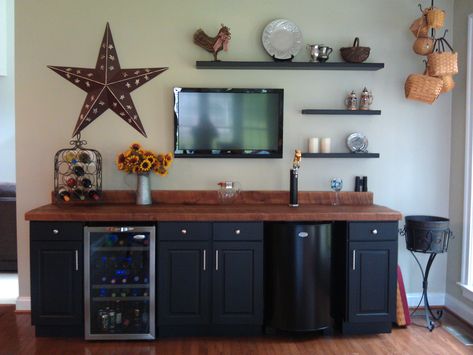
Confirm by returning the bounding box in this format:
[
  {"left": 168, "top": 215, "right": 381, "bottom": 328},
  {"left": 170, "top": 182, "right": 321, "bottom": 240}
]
[
  {"left": 301, "top": 109, "right": 381, "bottom": 115},
  {"left": 302, "top": 153, "right": 380, "bottom": 158},
  {"left": 196, "top": 61, "right": 384, "bottom": 71}
]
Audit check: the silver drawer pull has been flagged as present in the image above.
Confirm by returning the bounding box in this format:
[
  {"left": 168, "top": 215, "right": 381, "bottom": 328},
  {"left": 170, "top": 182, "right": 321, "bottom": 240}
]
[
  {"left": 203, "top": 249, "right": 207, "bottom": 271},
  {"left": 75, "top": 250, "right": 79, "bottom": 271},
  {"left": 215, "top": 250, "right": 219, "bottom": 271},
  {"left": 235, "top": 229, "right": 241, "bottom": 235},
  {"left": 52, "top": 229, "right": 59, "bottom": 235},
  {"left": 371, "top": 229, "right": 378, "bottom": 235},
  {"left": 352, "top": 250, "right": 356, "bottom": 271},
  {"left": 181, "top": 229, "right": 187, "bottom": 235}
]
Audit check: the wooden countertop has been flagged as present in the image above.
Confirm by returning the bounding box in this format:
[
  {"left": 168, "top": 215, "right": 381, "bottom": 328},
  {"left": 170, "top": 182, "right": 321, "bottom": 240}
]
[{"left": 25, "top": 190, "right": 402, "bottom": 222}]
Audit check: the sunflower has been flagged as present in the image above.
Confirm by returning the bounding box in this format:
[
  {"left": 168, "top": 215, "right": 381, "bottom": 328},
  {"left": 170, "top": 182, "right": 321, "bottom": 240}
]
[
  {"left": 140, "top": 160, "right": 151, "bottom": 172},
  {"left": 165, "top": 153, "right": 173, "bottom": 163},
  {"left": 117, "top": 153, "right": 126, "bottom": 164},
  {"left": 130, "top": 142, "right": 141, "bottom": 151},
  {"left": 154, "top": 165, "right": 168, "bottom": 176},
  {"left": 126, "top": 155, "right": 139, "bottom": 166},
  {"left": 117, "top": 143, "right": 173, "bottom": 177}
]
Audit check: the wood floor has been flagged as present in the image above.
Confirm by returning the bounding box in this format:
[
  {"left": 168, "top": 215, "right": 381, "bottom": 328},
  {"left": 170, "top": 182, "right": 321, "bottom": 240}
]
[{"left": 0, "top": 306, "right": 472, "bottom": 355}]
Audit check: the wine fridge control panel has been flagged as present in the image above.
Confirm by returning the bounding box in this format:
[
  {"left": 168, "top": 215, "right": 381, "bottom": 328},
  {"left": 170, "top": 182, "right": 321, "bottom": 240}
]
[{"left": 84, "top": 226, "right": 156, "bottom": 340}]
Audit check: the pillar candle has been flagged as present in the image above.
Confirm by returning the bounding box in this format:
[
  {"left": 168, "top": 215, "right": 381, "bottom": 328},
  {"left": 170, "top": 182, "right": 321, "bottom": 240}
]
[
  {"left": 320, "top": 137, "right": 331, "bottom": 153},
  {"left": 308, "top": 137, "right": 319, "bottom": 153}
]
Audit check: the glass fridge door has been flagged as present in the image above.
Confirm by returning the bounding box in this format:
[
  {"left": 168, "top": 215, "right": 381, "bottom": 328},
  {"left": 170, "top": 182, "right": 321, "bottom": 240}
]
[{"left": 84, "top": 226, "right": 155, "bottom": 340}]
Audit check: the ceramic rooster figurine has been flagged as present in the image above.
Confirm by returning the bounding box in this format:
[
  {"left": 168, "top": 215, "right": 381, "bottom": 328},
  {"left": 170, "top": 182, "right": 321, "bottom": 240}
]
[{"left": 193, "top": 24, "right": 231, "bottom": 61}]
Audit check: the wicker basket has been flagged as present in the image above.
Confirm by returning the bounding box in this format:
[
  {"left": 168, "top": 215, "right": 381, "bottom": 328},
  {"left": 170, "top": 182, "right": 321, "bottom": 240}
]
[
  {"left": 405, "top": 73, "right": 443, "bottom": 104},
  {"left": 440, "top": 75, "right": 455, "bottom": 93},
  {"left": 427, "top": 51, "right": 458, "bottom": 76},
  {"left": 425, "top": 7, "right": 445, "bottom": 29},
  {"left": 413, "top": 37, "right": 434, "bottom": 56},
  {"left": 340, "top": 38, "right": 370, "bottom": 63},
  {"left": 410, "top": 16, "right": 429, "bottom": 38}
]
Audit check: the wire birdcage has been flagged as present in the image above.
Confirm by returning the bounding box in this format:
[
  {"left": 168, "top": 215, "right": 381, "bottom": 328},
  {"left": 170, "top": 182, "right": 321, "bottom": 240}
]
[{"left": 54, "top": 134, "right": 102, "bottom": 203}]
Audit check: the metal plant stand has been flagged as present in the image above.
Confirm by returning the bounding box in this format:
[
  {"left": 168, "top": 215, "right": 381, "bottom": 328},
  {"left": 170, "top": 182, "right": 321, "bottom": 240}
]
[
  {"left": 402, "top": 216, "right": 453, "bottom": 332},
  {"left": 409, "top": 251, "right": 444, "bottom": 331}
]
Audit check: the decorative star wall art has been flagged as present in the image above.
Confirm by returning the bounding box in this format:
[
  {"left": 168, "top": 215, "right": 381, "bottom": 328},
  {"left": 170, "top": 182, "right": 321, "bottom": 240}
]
[{"left": 48, "top": 23, "right": 168, "bottom": 137}]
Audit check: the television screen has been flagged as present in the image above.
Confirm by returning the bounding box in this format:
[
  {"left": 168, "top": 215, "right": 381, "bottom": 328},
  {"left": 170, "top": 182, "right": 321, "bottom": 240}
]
[{"left": 173, "top": 88, "right": 283, "bottom": 158}]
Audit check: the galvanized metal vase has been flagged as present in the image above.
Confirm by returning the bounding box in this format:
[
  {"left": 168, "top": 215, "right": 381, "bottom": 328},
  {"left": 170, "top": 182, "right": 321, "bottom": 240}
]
[{"left": 136, "top": 173, "right": 152, "bottom": 205}]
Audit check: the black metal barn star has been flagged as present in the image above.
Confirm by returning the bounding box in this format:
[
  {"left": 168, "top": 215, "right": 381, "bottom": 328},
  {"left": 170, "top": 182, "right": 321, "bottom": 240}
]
[{"left": 48, "top": 23, "right": 168, "bottom": 137}]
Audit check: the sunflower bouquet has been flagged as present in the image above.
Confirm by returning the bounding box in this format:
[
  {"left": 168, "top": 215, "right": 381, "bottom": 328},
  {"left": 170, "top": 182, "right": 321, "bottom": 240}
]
[{"left": 116, "top": 143, "right": 173, "bottom": 176}]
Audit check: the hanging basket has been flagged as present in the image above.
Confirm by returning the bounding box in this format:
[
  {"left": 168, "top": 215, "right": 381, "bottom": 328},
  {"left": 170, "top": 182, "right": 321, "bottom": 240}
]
[
  {"left": 440, "top": 75, "right": 455, "bottom": 93},
  {"left": 427, "top": 52, "right": 458, "bottom": 76},
  {"left": 410, "top": 16, "right": 429, "bottom": 38},
  {"left": 427, "top": 37, "right": 458, "bottom": 76},
  {"left": 405, "top": 73, "right": 443, "bottom": 104},
  {"left": 413, "top": 37, "right": 434, "bottom": 56},
  {"left": 425, "top": 7, "right": 445, "bottom": 29},
  {"left": 54, "top": 135, "right": 102, "bottom": 203}
]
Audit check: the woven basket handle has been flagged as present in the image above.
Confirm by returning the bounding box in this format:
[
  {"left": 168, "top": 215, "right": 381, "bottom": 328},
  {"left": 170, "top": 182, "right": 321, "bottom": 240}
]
[
  {"left": 434, "top": 30, "right": 455, "bottom": 53},
  {"left": 353, "top": 37, "right": 360, "bottom": 47},
  {"left": 442, "top": 37, "right": 454, "bottom": 52}
]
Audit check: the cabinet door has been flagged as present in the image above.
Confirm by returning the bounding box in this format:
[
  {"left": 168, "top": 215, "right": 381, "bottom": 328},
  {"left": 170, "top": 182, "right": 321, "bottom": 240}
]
[
  {"left": 348, "top": 241, "right": 397, "bottom": 323},
  {"left": 30, "top": 241, "right": 83, "bottom": 326},
  {"left": 212, "top": 241, "right": 263, "bottom": 325},
  {"left": 158, "top": 241, "right": 210, "bottom": 325}
]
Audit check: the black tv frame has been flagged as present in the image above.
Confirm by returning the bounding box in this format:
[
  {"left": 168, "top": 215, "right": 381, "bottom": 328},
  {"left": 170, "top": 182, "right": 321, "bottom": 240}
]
[{"left": 173, "top": 87, "right": 284, "bottom": 158}]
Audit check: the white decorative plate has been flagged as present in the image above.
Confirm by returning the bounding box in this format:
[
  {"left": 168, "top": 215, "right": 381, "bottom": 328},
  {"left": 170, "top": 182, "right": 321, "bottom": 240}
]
[
  {"left": 346, "top": 132, "right": 368, "bottom": 153},
  {"left": 262, "top": 19, "right": 303, "bottom": 60}
]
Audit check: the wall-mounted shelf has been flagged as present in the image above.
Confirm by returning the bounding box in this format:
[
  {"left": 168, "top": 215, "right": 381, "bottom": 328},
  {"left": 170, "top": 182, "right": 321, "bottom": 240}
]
[
  {"left": 302, "top": 153, "right": 380, "bottom": 158},
  {"left": 196, "top": 61, "right": 385, "bottom": 71},
  {"left": 301, "top": 109, "right": 381, "bottom": 115}
]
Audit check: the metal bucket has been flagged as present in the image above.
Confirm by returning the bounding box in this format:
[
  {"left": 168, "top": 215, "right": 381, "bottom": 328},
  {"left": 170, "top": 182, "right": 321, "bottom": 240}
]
[{"left": 404, "top": 215, "right": 451, "bottom": 253}]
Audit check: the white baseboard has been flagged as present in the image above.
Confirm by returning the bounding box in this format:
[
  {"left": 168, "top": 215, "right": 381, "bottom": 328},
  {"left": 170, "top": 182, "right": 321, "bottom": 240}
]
[
  {"left": 406, "top": 292, "right": 445, "bottom": 307},
  {"left": 15, "top": 296, "right": 31, "bottom": 311},
  {"left": 0, "top": 298, "right": 17, "bottom": 305},
  {"left": 445, "top": 294, "right": 473, "bottom": 326}
]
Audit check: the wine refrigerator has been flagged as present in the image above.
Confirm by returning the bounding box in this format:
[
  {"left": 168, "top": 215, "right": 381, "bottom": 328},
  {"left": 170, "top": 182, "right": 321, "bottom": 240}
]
[{"left": 84, "top": 226, "right": 156, "bottom": 340}]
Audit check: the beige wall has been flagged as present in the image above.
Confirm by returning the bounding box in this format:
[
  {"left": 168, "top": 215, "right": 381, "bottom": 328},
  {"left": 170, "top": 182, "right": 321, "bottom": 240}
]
[
  {"left": 16, "top": 0, "right": 454, "bottom": 304},
  {"left": 0, "top": 0, "right": 14, "bottom": 183},
  {"left": 447, "top": 0, "right": 473, "bottom": 312}
]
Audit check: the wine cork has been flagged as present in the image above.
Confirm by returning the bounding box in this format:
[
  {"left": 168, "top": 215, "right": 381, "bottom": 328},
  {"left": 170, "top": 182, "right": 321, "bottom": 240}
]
[
  {"left": 308, "top": 137, "right": 319, "bottom": 153},
  {"left": 320, "top": 137, "right": 331, "bottom": 153}
]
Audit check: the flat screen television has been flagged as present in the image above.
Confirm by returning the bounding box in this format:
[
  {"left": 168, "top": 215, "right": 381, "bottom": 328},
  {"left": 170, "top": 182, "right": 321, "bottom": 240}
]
[{"left": 173, "top": 87, "right": 283, "bottom": 158}]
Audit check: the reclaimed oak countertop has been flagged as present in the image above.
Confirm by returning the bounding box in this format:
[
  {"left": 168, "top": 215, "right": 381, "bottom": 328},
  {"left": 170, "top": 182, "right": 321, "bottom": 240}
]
[{"left": 25, "top": 191, "right": 402, "bottom": 222}]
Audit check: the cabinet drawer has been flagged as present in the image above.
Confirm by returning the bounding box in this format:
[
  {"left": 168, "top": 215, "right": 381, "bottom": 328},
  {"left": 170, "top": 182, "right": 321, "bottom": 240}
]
[
  {"left": 348, "top": 222, "right": 398, "bottom": 241},
  {"left": 158, "top": 222, "right": 211, "bottom": 241},
  {"left": 213, "top": 222, "right": 263, "bottom": 241},
  {"left": 31, "top": 222, "right": 84, "bottom": 241}
]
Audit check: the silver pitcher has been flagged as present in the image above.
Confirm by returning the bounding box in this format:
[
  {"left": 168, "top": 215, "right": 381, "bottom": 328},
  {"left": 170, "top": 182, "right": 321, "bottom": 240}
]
[
  {"left": 307, "top": 44, "right": 320, "bottom": 62},
  {"left": 317, "top": 45, "right": 333, "bottom": 62}
]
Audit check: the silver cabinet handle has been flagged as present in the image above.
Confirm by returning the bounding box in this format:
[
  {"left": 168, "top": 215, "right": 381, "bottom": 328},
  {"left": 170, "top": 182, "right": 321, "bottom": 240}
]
[
  {"left": 75, "top": 250, "right": 79, "bottom": 271},
  {"left": 215, "top": 250, "right": 219, "bottom": 271},
  {"left": 181, "top": 229, "right": 187, "bottom": 235},
  {"left": 352, "top": 250, "right": 356, "bottom": 271},
  {"left": 371, "top": 229, "right": 378, "bottom": 235},
  {"left": 203, "top": 249, "right": 207, "bottom": 271},
  {"left": 52, "top": 229, "right": 59, "bottom": 235},
  {"left": 235, "top": 229, "right": 241, "bottom": 235}
]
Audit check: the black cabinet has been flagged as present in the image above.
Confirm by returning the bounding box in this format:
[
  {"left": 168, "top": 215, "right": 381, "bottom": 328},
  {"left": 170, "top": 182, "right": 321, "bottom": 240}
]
[
  {"left": 158, "top": 241, "right": 210, "bottom": 325},
  {"left": 212, "top": 241, "right": 263, "bottom": 325},
  {"left": 348, "top": 241, "right": 397, "bottom": 323},
  {"left": 338, "top": 221, "right": 398, "bottom": 334},
  {"left": 30, "top": 221, "right": 84, "bottom": 336},
  {"left": 158, "top": 221, "right": 263, "bottom": 335}
]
